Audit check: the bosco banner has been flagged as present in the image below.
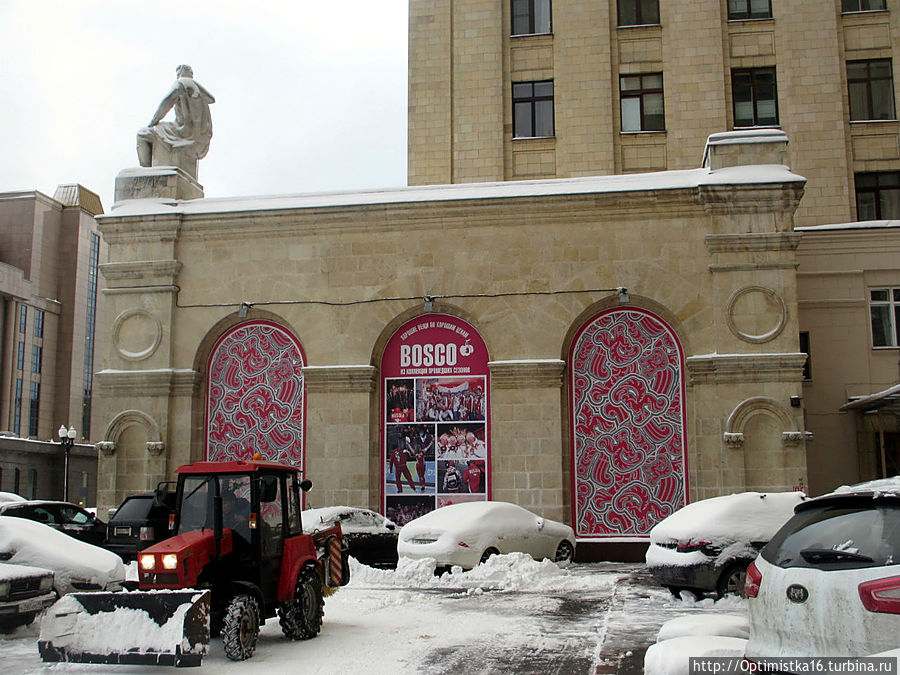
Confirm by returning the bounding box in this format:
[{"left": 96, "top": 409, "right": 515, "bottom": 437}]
[{"left": 381, "top": 314, "right": 490, "bottom": 525}]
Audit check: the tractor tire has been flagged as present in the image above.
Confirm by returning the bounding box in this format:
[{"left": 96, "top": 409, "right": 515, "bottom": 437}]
[
  {"left": 278, "top": 565, "right": 324, "bottom": 640},
  {"left": 222, "top": 594, "right": 260, "bottom": 661}
]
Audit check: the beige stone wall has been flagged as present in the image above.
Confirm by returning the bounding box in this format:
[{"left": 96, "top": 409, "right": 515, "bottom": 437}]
[
  {"left": 94, "top": 136, "right": 810, "bottom": 528},
  {"left": 797, "top": 225, "right": 900, "bottom": 495},
  {"left": 408, "top": 0, "right": 900, "bottom": 227}
]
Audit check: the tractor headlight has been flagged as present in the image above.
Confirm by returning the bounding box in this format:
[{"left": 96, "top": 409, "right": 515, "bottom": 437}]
[
  {"left": 162, "top": 554, "right": 178, "bottom": 570},
  {"left": 139, "top": 554, "right": 156, "bottom": 571}
]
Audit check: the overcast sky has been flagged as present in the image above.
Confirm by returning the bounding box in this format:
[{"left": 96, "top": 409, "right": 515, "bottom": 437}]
[{"left": 0, "top": 1, "right": 409, "bottom": 211}]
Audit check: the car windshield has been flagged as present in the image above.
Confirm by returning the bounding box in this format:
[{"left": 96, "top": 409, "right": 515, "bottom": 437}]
[
  {"left": 762, "top": 501, "right": 900, "bottom": 569},
  {"left": 111, "top": 497, "right": 154, "bottom": 522}
]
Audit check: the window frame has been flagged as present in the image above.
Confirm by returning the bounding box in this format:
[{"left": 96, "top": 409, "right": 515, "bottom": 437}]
[
  {"left": 855, "top": 171, "right": 900, "bottom": 221},
  {"left": 841, "top": 0, "right": 886, "bottom": 12},
  {"left": 512, "top": 80, "right": 555, "bottom": 139},
  {"left": 29, "top": 381, "right": 40, "bottom": 436},
  {"left": 511, "top": 0, "right": 552, "bottom": 36},
  {"left": 869, "top": 287, "right": 900, "bottom": 348},
  {"left": 731, "top": 67, "right": 779, "bottom": 127},
  {"left": 617, "top": 0, "right": 660, "bottom": 27},
  {"left": 728, "top": 0, "right": 772, "bottom": 20},
  {"left": 847, "top": 59, "right": 896, "bottom": 122},
  {"left": 620, "top": 72, "right": 666, "bottom": 132}
]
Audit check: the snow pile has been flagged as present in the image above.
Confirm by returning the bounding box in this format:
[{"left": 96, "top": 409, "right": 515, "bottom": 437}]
[
  {"left": 0, "top": 515, "right": 125, "bottom": 592},
  {"left": 350, "top": 551, "right": 616, "bottom": 593},
  {"left": 0, "top": 492, "right": 25, "bottom": 504},
  {"left": 39, "top": 592, "right": 206, "bottom": 655},
  {"left": 656, "top": 614, "right": 749, "bottom": 641},
  {"left": 0, "top": 560, "right": 53, "bottom": 581},
  {"left": 645, "top": 635, "right": 748, "bottom": 675}
]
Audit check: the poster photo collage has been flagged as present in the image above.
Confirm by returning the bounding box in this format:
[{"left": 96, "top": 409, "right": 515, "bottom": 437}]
[{"left": 384, "top": 377, "right": 488, "bottom": 525}]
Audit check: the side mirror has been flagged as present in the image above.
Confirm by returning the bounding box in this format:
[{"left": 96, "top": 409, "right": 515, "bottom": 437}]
[
  {"left": 536, "top": 517, "right": 545, "bottom": 531},
  {"left": 299, "top": 479, "right": 313, "bottom": 492}
]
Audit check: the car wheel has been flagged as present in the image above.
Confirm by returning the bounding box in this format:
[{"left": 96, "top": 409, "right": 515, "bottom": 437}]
[
  {"left": 554, "top": 540, "right": 575, "bottom": 563},
  {"left": 279, "top": 565, "right": 324, "bottom": 640},
  {"left": 480, "top": 547, "right": 500, "bottom": 565},
  {"left": 222, "top": 594, "right": 260, "bottom": 661},
  {"left": 716, "top": 562, "right": 749, "bottom": 598}
]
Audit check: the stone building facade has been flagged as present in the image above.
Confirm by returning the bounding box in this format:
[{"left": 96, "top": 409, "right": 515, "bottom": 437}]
[
  {"left": 0, "top": 185, "right": 104, "bottom": 504},
  {"left": 94, "top": 132, "right": 810, "bottom": 555},
  {"left": 409, "top": 0, "right": 899, "bottom": 228}
]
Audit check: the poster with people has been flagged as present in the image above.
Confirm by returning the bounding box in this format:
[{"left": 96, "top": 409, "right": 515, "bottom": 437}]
[{"left": 382, "top": 314, "right": 490, "bottom": 520}]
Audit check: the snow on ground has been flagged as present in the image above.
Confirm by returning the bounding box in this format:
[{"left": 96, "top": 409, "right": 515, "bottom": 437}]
[{"left": 1, "top": 555, "right": 746, "bottom": 674}]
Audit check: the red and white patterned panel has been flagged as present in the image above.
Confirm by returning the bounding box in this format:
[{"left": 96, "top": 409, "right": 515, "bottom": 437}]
[
  {"left": 206, "top": 321, "right": 306, "bottom": 467},
  {"left": 569, "top": 308, "right": 686, "bottom": 538}
]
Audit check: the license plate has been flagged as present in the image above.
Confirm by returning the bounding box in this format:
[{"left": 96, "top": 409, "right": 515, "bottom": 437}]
[{"left": 115, "top": 527, "right": 132, "bottom": 536}]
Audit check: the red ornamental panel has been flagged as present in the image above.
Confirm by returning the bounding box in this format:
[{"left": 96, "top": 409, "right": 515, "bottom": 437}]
[
  {"left": 381, "top": 314, "right": 490, "bottom": 525},
  {"left": 206, "top": 320, "right": 306, "bottom": 467},
  {"left": 569, "top": 308, "right": 687, "bottom": 538}
]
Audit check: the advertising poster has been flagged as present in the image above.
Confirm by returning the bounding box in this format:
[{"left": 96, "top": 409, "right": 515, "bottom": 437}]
[{"left": 382, "top": 314, "right": 490, "bottom": 525}]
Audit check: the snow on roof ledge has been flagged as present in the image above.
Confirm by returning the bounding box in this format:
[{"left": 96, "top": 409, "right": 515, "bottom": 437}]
[
  {"left": 796, "top": 220, "right": 900, "bottom": 231},
  {"left": 105, "top": 163, "right": 805, "bottom": 219}
]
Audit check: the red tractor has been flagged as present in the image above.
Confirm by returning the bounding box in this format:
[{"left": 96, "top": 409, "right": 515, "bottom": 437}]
[{"left": 39, "top": 459, "right": 348, "bottom": 666}]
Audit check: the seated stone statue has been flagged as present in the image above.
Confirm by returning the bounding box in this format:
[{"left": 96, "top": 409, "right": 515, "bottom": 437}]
[{"left": 137, "top": 65, "right": 215, "bottom": 179}]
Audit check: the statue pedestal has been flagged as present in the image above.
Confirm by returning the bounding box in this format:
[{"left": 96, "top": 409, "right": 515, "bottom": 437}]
[{"left": 114, "top": 166, "right": 204, "bottom": 202}]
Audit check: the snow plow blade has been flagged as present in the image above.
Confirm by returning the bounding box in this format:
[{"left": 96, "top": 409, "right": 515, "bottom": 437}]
[{"left": 38, "top": 589, "right": 210, "bottom": 668}]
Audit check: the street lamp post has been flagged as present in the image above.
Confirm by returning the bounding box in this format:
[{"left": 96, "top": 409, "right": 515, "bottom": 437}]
[{"left": 58, "top": 425, "right": 77, "bottom": 502}]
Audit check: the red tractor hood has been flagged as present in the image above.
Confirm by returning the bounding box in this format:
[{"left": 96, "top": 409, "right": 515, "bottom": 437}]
[{"left": 139, "top": 529, "right": 233, "bottom": 589}]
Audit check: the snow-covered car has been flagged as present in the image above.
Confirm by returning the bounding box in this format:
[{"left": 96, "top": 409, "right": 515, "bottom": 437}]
[
  {"left": 645, "top": 491, "right": 805, "bottom": 597},
  {"left": 745, "top": 481, "right": 900, "bottom": 660},
  {"left": 303, "top": 506, "right": 399, "bottom": 568},
  {"left": 0, "top": 515, "right": 125, "bottom": 596},
  {"left": 397, "top": 501, "right": 576, "bottom": 570},
  {"left": 0, "top": 500, "right": 107, "bottom": 547},
  {"left": 0, "top": 561, "right": 56, "bottom": 632},
  {"left": 0, "top": 492, "right": 25, "bottom": 504}
]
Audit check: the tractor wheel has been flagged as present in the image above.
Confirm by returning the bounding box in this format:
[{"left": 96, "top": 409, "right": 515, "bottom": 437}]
[
  {"left": 554, "top": 540, "right": 575, "bottom": 563},
  {"left": 279, "top": 565, "right": 324, "bottom": 640},
  {"left": 222, "top": 594, "right": 260, "bottom": 661}
]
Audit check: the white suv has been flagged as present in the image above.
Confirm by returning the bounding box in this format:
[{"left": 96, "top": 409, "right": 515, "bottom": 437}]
[{"left": 745, "top": 485, "right": 900, "bottom": 660}]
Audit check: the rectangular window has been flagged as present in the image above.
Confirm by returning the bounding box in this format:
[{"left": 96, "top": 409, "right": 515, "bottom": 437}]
[
  {"left": 728, "top": 0, "right": 772, "bottom": 19},
  {"left": 13, "top": 379, "right": 22, "bottom": 436},
  {"left": 856, "top": 172, "right": 900, "bottom": 220},
  {"left": 16, "top": 341, "right": 24, "bottom": 371},
  {"left": 870, "top": 288, "right": 900, "bottom": 347},
  {"left": 842, "top": 0, "right": 886, "bottom": 11},
  {"left": 27, "top": 469, "right": 37, "bottom": 500},
  {"left": 32, "top": 345, "right": 42, "bottom": 374},
  {"left": 513, "top": 80, "right": 555, "bottom": 138},
  {"left": 29, "top": 382, "right": 40, "bottom": 436},
  {"left": 18, "top": 305, "right": 27, "bottom": 334},
  {"left": 511, "top": 0, "right": 551, "bottom": 35},
  {"left": 13, "top": 468, "right": 20, "bottom": 495},
  {"left": 732, "top": 67, "right": 778, "bottom": 127},
  {"left": 618, "top": 0, "right": 659, "bottom": 26},
  {"left": 620, "top": 73, "right": 665, "bottom": 131},
  {"left": 33, "top": 309, "right": 44, "bottom": 339},
  {"left": 799, "top": 331, "right": 812, "bottom": 381},
  {"left": 848, "top": 59, "right": 896, "bottom": 121},
  {"left": 82, "top": 232, "right": 100, "bottom": 437}
]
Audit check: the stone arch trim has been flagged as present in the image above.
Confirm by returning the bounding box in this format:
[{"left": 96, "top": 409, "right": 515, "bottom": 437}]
[
  {"left": 102, "top": 409, "right": 162, "bottom": 456},
  {"left": 724, "top": 396, "right": 801, "bottom": 448},
  {"left": 568, "top": 306, "right": 688, "bottom": 539}
]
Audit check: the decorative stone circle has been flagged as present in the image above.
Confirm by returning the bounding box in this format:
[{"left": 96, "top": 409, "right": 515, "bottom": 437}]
[
  {"left": 725, "top": 286, "right": 787, "bottom": 344},
  {"left": 113, "top": 309, "right": 163, "bottom": 361}
]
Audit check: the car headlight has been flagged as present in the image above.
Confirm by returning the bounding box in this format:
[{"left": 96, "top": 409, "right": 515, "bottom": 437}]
[
  {"left": 39, "top": 576, "right": 53, "bottom": 592},
  {"left": 0, "top": 581, "right": 9, "bottom": 599},
  {"left": 139, "top": 554, "right": 156, "bottom": 571},
  {"left": 162, "top": 554, "right": 178, "bottom": 570}
]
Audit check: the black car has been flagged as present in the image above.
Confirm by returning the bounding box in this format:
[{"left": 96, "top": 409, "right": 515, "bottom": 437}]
[
  {"left": 105, "top": 484, "right": 176, "bottom": 562},
  {"left": 302, "top": 506, "right": 399, "bottom": 568},
  {"left": 0, "top": 501, "right": 107, "bottom": 547}
]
